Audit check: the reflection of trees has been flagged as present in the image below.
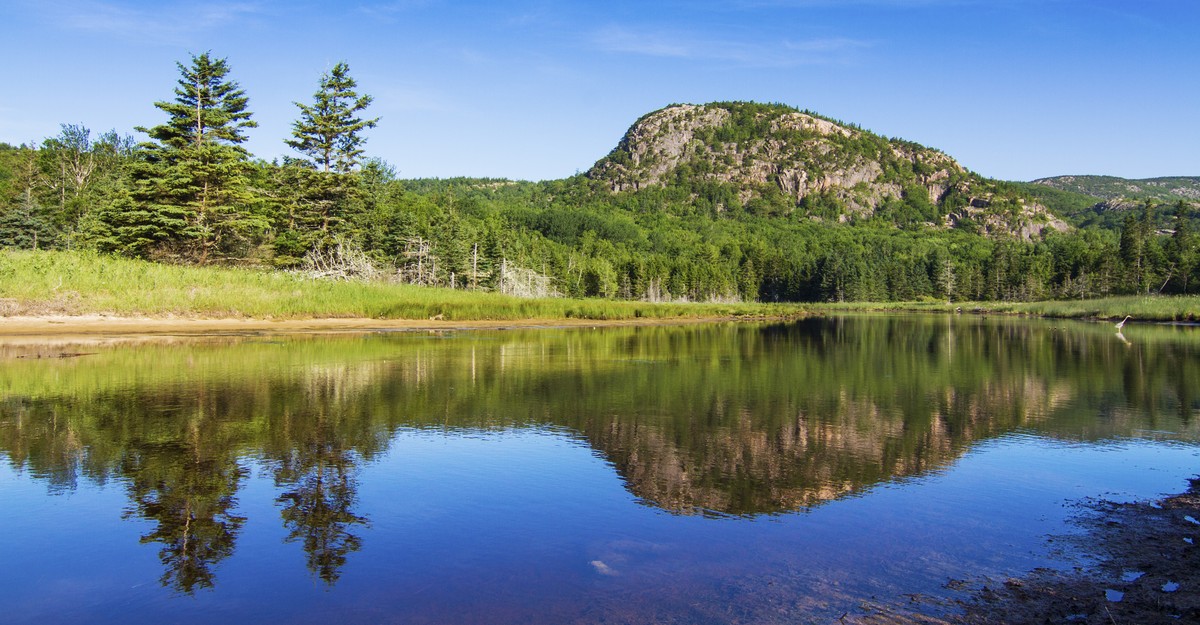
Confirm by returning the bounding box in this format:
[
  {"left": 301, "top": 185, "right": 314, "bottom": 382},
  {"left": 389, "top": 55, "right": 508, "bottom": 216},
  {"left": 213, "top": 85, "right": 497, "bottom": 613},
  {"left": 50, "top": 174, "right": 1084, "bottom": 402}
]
[
  {"left": 260, "top": 360, "right": 388, "bottom": 586},
  {"left": 277, "top": 458, "right": 365, "bottom": 585},
  {"left": 0, "top": 398, "right": 86, "bottom": 494},
  {"left": 121, "top": 413, "right": 247, "bottom": 594},
  {"left": 0, "top": 350, "right": 392, "bottom": 592},
  {"left": 1, "top": 319, "right": 1198, "bottom": 583},
  {"left": 270, "top": 410, "right": 368, "bottom": 586}
]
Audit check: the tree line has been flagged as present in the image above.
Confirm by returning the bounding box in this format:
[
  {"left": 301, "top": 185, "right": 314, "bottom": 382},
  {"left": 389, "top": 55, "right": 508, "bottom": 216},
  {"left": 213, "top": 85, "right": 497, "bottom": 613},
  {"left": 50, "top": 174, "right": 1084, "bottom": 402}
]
[{"left": 0, "top": 52, "right": 1196, "bottom": 302}]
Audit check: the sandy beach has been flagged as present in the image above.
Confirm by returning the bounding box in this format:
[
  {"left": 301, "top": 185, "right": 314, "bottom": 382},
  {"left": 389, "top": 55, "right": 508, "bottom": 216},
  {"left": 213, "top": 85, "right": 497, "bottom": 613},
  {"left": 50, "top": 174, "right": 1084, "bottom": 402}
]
[{"left": 0, "top": 314, "right": 753, "bottom": 338}]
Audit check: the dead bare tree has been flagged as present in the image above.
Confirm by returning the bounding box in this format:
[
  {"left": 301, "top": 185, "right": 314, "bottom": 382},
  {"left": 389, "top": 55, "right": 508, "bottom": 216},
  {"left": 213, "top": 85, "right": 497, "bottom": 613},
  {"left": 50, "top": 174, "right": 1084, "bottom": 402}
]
[
  {"left": 302, "top": 237, "right": 379, "bottom": 281},
  {"left": 497, "top": 259, "right": 559, "bottom": 298}
]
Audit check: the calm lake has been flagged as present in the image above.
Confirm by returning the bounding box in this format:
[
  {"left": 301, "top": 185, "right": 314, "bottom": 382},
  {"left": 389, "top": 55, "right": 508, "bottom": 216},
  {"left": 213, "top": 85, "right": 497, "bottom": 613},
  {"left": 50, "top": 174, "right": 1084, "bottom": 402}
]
[{"left": 1, "top": 315, "right": 1197, "bottom": 623}]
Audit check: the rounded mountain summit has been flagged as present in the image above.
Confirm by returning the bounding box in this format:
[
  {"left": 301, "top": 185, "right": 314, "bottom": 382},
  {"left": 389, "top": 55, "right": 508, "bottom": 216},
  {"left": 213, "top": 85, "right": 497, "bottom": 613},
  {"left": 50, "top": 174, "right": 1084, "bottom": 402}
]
[{"left": 587, "top": 102, "right": 1068, "bottom": 240}]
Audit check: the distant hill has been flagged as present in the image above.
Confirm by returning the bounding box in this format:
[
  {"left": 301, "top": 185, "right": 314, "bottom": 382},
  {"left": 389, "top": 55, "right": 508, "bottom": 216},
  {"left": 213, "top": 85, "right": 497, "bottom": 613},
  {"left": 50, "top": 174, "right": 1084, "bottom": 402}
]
[
  {"left": 1027, "top": 175, "right": 1200, "bottom": 229},
  {"left": 1032, "top": 175, "right": 1200, "bottom": 203},
  {"left": 587, "top": 102, "right": 1068, "bottom": 239}
]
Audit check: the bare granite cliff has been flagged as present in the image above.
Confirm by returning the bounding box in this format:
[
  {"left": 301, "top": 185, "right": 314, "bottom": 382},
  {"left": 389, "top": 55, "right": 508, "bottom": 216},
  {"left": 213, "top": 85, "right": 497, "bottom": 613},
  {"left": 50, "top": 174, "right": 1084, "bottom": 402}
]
[{"left": 588, "top": 102, "right": 1069, "bottom": 239}]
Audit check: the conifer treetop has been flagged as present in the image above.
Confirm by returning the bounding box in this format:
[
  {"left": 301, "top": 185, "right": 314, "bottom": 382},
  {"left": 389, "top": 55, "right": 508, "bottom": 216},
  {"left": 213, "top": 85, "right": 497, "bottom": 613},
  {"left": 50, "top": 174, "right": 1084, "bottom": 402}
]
[
  {"left": 138, "top": 52, "right": 257, "bottom": 154},
  {"left": 287, "top": 62, "right": 379, "bottom": 173}
]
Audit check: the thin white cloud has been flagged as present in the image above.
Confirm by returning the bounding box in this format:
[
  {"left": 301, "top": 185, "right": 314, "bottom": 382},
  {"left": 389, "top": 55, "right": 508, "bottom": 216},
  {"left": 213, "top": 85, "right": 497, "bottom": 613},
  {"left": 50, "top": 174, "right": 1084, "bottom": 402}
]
[
  {"left": 371, "top": 84, "right": 455, "bottom": 114},
  {"left": 595, "top": 28, "right": 694, "bottom": 58},
  {"left": 784, "top": 37, "right": 873, "bottom": 53},
  {"left": 356, "top": 0, "right": 439, "bottom": 21},
  {"left": 593, "top": 26, "right": 869, "bottom": 67},
  {"left": 457, "top": 47, "right": 493, "bottom": 66},
  {"left": 24, "top": 0, "right": 265, "bottom": 45}
]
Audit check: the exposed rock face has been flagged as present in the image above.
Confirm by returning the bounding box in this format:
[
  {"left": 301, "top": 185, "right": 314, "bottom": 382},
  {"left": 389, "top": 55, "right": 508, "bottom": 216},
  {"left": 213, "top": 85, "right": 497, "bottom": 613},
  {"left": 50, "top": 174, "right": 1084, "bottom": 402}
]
[
  {"left": 592, "top": 104, "right": 900, "bottom": 206},
  {"left": 589, "top": 102, "right": 1069, "bottom": 239}
]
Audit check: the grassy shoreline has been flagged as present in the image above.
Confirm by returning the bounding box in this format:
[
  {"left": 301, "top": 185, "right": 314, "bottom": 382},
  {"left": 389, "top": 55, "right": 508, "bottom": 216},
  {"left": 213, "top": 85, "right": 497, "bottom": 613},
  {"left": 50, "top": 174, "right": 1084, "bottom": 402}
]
[
  {"left": 0, "top": 249, "right": 802, "bottom": 322},
  {"left": 2, "top": 249, "right": 1198, "bottom": 324},
  {"left": 816, "top": 297, "right": 1200, "bottom": 322}
]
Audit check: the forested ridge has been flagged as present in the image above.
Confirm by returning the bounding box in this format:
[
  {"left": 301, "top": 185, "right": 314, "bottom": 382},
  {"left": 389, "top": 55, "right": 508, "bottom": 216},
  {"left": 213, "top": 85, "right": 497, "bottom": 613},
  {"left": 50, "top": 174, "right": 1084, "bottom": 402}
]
[
  {"left": 1, "top": 53, "right": 1197, "bottom": 303},
  {"left": 1026, "top": 175, "right": 1200, "bottom": 231},
  {"left": 1034, "top": 175, "right": 1200, "bottom": 204}
]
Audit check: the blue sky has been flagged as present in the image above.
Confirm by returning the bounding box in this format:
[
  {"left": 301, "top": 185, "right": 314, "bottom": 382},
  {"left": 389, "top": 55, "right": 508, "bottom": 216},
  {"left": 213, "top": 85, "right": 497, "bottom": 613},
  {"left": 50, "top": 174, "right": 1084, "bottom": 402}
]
[{"left": 2, "top": 0, "right": 1196, "bottom": 181}]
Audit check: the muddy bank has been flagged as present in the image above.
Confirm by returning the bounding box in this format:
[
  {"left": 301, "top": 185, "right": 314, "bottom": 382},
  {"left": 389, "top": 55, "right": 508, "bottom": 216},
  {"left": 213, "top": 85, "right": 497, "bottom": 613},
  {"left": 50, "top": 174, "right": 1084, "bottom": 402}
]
[
  {"left": 843, "top": 478, "right": 1200, "bottom": 625},
  {"left": 954, "top": 477, "right": 1200, "bottom": 624},
  {"left": 0, "top": 314, "right": 761, "bottom": 338}
]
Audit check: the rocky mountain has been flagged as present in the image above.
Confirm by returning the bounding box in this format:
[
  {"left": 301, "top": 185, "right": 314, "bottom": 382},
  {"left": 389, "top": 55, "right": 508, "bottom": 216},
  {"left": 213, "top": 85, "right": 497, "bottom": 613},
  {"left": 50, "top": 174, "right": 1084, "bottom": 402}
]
[
  {"left": 587, "top": 102, "right": 1069, "bottom": 239},
  {"left": 1033, "top": 175, "right": 1200, "bottom": 204}
]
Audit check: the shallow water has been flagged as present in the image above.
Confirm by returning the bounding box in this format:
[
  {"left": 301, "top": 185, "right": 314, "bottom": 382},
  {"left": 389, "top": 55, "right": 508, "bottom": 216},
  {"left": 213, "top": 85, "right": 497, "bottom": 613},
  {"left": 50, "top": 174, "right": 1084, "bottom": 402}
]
[{"left": 1, "top": 315, "right": 1197, "bottom": 623}]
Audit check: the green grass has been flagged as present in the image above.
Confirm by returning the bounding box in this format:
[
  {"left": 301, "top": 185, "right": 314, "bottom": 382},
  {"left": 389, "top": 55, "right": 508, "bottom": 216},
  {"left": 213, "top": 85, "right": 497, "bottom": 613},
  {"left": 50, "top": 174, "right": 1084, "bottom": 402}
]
[
  {"left": 4, "top": 249, "right": 1198, "bottom": 323},
  {"left": 957, "top": 296, "right": 1200, "bottom": 322},
  {"left": 0, "top": 249, "right": 801, "bottom": 321}
]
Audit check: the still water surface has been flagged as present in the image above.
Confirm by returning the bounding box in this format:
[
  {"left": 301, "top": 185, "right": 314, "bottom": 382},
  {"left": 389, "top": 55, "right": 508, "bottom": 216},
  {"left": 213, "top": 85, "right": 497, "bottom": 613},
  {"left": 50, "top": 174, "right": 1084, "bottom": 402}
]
[{"left": 1, "top": 316, "right": 1197, "bottom": 623}]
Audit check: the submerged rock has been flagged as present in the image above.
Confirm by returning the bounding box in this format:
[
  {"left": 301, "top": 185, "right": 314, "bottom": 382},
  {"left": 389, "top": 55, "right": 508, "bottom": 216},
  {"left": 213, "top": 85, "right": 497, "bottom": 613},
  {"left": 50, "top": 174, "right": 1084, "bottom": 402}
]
[{"left": 589, "top": 560, "right": 618, "bottom": 576}]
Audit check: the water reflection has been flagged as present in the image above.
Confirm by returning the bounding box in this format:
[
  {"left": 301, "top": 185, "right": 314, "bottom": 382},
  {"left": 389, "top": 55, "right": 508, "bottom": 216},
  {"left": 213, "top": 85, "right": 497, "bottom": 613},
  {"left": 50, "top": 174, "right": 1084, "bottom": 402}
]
[
  {"left": 122, "top": 428, "right": 246, "bottom": 593},
  {"left": 1, "top": 316, "right": 1197, "bottom": 594},
  {"left": 270, "top": 412, "right": 368, "bottom": 586}
]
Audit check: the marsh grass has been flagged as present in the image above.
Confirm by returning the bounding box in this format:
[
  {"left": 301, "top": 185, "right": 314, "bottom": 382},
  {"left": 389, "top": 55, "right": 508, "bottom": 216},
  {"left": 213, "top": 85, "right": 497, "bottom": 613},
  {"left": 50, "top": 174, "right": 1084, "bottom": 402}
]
[
  {"left": 0, "top": 249, "right": 798, "bottom": 321},
  {"left": 3, "top": 250, "right": 1197, "bottom": 323},
  {"left": 811, "top": 296, "right": 1200, "bottom": 322},
  {"left": 965, "top": 296, "right": 1200, "bottom": 322}
]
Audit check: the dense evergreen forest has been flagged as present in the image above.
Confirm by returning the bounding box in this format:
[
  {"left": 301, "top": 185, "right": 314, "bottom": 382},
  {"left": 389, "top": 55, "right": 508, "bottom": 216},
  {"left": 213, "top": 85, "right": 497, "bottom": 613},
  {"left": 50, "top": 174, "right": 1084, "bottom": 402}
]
[{"left": 1, "top": 53, "right": 1197, "bottom": 303}]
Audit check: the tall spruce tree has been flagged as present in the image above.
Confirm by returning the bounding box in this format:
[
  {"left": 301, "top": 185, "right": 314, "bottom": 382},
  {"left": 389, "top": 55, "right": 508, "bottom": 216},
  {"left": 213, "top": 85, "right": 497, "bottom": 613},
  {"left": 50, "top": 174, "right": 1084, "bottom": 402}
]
[
  {"left": 1118, "top": 204, "right": 1154, "bottom": 294},
  {"left": 276, "top": 62, "right": 379, "bottom": 263},
  {"left": 112, "top": 52, "right": 261, "bottom": 261},
  {"left": 1166, "top": 201, "right": 1195, "bottom": 293},
  {"left": 287, "top": 62, "right": 378, "bottom": 173},
  {"left": 0, "top": 145, "right": 55, "bottom": 249}
]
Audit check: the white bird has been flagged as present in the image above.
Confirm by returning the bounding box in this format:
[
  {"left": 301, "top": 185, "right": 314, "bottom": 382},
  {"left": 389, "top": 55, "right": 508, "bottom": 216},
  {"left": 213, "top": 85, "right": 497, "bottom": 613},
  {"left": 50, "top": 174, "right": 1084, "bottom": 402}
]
[{"left": 1115, "top": 315, "right": 1132, "bottom": 330}]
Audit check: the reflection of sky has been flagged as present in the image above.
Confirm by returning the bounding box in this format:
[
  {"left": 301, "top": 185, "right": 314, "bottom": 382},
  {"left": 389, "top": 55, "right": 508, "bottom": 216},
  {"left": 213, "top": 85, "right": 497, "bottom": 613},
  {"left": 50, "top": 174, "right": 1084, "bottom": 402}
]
[{"left": 3, "top": 429, "right": 1197, "bottom": 623}]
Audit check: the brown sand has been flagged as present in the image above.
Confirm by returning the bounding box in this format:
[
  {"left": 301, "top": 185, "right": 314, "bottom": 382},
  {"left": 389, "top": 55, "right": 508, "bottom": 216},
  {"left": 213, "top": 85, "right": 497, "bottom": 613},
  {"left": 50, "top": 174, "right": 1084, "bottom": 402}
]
[{"left": 0, "top": 314, "right": 756, "bottom": 339}]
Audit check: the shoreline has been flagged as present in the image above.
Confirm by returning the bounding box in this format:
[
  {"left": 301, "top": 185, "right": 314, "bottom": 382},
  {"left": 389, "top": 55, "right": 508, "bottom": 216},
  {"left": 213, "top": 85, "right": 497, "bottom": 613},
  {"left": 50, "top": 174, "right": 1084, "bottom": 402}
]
[
  {"left": 0, "top": 313, "right": 776, "bottom": 338},
  {"left": 3, "top": 304, "right": 1198, "bottom": 341},
  {"left": 845, "top": 477, "right": 1200, "bottom": 624},
  {"left": 957, "top": 477, "right": 1200, "bottom": 624}
]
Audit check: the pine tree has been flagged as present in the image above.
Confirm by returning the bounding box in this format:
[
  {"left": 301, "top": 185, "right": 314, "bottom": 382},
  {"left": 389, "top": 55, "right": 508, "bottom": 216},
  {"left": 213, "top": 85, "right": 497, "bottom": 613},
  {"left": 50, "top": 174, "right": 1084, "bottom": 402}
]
[
  {"left": 287, "top": 62, "right": 379, "bottom": 173},
  {"left": 1166, "top": 201, "right": 1195, "bottom": 293},
  {"left": 275, "top": 62, "right": 380, "bottom": 263},
  {"left": 0, "top": 145, "right": 56, "bottom": 249},
  {"left": 0, "top": 189, "right": 55, "bottom": 249},
  {"left": 1118, "top": 208, "right": 1150, "bottom": 294},
  {"left": 114, "top": 52, "right": 262, "bottom": 261}
]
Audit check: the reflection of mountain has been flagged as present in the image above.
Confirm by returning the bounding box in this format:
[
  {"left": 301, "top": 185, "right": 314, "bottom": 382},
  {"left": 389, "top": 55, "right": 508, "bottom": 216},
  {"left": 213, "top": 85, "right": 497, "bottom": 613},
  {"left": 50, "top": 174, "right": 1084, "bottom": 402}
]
[
  {"left": 1, "top": 317, "right": 1198, "bottom": 584},
  {"left": 586, "top": 382, "right": 1054, "bottom": 516},
  {"left": 566, "top": 322, "right": 1084, "bottom": 515}
]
